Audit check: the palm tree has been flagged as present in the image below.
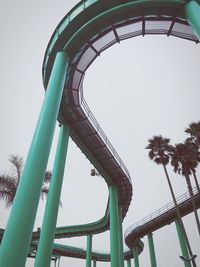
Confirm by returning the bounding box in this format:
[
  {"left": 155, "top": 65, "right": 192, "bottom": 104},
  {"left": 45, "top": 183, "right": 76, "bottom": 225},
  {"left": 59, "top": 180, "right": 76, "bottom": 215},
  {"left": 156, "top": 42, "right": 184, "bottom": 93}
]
[
  {"left": 185, "top": 122, "right": 200, "bottom": 193},
  {"left": 171, "top": 143, "right": 200, "bottom": 236},
  {"left": 0, "top": 155, "right": 51, "bottom": 207},
  {"left": 184, "top": 141, "right": 200, "bottom": 194},
  {"left": 146, "top": 135, "right": 196, "bottom": 267},
  {"left": 185, "top": 121, "right": 200, "bottom": 149}
]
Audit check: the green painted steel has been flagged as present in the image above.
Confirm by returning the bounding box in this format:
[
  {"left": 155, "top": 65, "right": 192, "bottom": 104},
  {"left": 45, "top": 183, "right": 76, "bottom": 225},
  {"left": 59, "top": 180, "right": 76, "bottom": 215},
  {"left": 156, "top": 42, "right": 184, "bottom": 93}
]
[
  {"left": 147, "top": 233, "right": 157, "bottom": 267},
  {"left": 86, "top": 235, "right": 92, "bottom": 267},
  {"left": 93, "top": 260, "right": 97, "bottom": 267},
  {"left": 57, "top": 257, "right": 61, "bottom": 267},
  {"left": 127, "top": 259, "right": 132, "bottom": 267},
  {"left": 0, "top": 51, "right": 68, "bottom": 267},
  {"left": 34, "top": 124, "right": 70, "bottom": 267},
  {"left": 118, "top": 206, "right": 125, "bottom": 267},
  {"left": 185, "top": 0, "right": 200, "bottom": 40},
  {"left": 133, "top": 247, "right": 140, "bottom": 267},
  {"left": 0, "top": 0, "right": 198, "bottom": 265},
  {"left": 175, "top": 220, "right": 192, "bottom": 267},
  {"left": 109, "top": 185, "right": 120, "bottom": 267}
]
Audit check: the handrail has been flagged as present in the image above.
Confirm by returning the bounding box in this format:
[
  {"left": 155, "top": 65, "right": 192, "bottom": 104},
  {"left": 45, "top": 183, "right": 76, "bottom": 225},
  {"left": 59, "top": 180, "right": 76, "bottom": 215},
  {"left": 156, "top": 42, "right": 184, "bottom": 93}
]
[
  {"left": 81, "top": 98, "right": 131, "bottom": 183},
  {"left": 125, "top": 186, "right": 199, "bottom": 237}
]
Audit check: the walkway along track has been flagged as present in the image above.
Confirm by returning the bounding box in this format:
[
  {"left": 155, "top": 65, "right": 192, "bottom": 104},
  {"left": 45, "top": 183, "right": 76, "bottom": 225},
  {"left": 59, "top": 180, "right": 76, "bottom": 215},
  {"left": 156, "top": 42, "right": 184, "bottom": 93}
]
[
  {"left": 0, "top": 1, "right": 199, "bottom": 266},
  {"left": 125, "top": 188, "right": 200, "bottom": 248}
]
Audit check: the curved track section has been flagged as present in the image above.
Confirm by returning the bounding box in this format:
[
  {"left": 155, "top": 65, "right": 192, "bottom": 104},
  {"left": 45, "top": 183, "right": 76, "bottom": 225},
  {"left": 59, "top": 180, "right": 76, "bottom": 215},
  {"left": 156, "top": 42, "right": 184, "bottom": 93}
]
[
  {"left": 42, "top": 0, "right": 198, "bottom": 239},
  {"left": 29, "top": 241, "right": 144, "bottom": 262},
  {"left": 125, "top": 188, "right": 200, "bottom": 248}
]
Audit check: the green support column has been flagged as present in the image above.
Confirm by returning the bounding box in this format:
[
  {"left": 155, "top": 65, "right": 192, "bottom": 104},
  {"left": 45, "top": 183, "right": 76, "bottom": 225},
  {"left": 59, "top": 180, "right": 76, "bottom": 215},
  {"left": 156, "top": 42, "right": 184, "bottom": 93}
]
[
  {"left": 184, "top": 0, "right": 200, "bottom": 40},
  {"left": 127, "top": 259, "right": 131, "bottom": 267},
  {"left": 109, "top": 185, "right": 120, "bottom": 267},
  {"left": 86, "top": 235, "right": 92, "bottom": 267},
  {"left": 118, "top": 207, "right": 125, "bottom": 267},
  {"left": 34, "top": 124, "right": 70, "bottom": 267},
  {"left": 147, "top": 233, "right": 157, "bottom": 267},
  {"left": 133, "top": 247, "right": 140, "bottom": 267},
  {"left": 93, "top": 259, "right": 97, "bottom": 267},
  {"left": 175, "top": 220, "right": 192, "bottom": 267},
  {"left": 57, "top": 257, "right": 61, "bottom": 267},
  {"left": 0, "top": 51, "right": 68, "bottom": 267}
]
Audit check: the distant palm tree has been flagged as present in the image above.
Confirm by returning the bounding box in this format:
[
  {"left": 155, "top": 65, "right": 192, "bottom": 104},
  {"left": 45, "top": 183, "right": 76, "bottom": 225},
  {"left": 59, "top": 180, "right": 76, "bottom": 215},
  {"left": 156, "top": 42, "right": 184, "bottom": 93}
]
[
  {"left": 0, "top": 155, "right": 51, "bottom": 207},
  {"left": 185, "top": 122, "right": 200, "bottom": 193},
  {"left": 185, "top": 121, "right": 200, "bottom": 148},
  {"left": 184, "top": 141, "right": 200, "bottom": 194},
  {"left": 146, "top": 135, "right": 196, "bottom": 266},
  {"left": 171, "top": 143, "right": 200, "bottom": 235}
]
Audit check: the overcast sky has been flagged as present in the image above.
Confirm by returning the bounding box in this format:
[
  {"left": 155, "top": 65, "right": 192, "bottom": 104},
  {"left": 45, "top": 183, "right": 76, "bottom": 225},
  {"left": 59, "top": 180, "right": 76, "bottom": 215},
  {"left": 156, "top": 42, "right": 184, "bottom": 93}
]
[{"left": 0, "top": 1, "right": 200, "bottom": 267}]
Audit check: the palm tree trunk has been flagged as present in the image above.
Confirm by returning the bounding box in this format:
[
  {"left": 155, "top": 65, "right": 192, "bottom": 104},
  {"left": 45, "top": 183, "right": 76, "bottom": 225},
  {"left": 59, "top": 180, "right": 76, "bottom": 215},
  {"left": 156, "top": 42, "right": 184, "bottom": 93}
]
[
  {"left": 185, "top": 174, "right": 200, "bottom": 236},
  {"left": 162, "top": 164, "right": 197, "bottom": 267},
  {"left": 192, "top": 170, "right": 200, "bottom": 194}
]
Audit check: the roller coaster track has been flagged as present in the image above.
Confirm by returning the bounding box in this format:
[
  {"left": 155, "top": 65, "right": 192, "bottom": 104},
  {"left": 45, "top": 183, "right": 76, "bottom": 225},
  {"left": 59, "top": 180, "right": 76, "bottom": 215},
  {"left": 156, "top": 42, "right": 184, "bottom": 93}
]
[
  {"left": 0, "top": 1, "right": 199, "bottom": 266},
  {"left": 41, "top": 0, "right": 198, "bottom": 241},
  {"left": 0, "top": 189, "right": 199, "bottom": 262},
  {"left": 125, "top": 187, "right": 200, "bottom": 248}
]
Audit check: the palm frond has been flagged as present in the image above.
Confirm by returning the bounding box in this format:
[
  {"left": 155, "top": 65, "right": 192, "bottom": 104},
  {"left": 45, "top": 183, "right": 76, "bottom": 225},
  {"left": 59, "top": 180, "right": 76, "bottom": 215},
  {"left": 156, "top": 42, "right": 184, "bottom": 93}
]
[
  {"left": 44, "top": 171, "right": 52, "bottom": 183},
  {"left": 146, "top": 135, "right": 171, "bottom": 166},
  {"left": 8, "top": 155, "right": 24, "bottom": 182},
  {"left": 0, "top": 175, "right": 17, "bottom": 207}
]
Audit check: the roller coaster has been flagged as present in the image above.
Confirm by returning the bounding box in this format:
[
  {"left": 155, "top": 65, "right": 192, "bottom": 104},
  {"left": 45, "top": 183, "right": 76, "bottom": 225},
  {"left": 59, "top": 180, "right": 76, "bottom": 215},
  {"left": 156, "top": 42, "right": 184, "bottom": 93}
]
[{"left": 0, "top": 1, "right": 199, "bottom": 267}]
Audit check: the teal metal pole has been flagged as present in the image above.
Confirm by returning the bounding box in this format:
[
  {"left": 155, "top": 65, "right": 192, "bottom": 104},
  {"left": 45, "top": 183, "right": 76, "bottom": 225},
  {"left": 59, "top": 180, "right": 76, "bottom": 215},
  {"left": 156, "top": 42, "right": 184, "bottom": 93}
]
[
  {"left": 184, "top": 0, "right": 200, "bottom": 40},
  {"left": 0, "top": 51, "right": 68, "bottom": 267},
  {"left": 118, "top": 206, "right": 125, "bottom": 267},
  {"left": 109, "top": 185, "right": 120, "bottom": 267},
  {"left": 86, "top": 235, "right": 92, "bottom": 267},
  {"left": 147, "top": 233, "right": 157, "bottom": 267},
  {"left": 133, "top": 247, "right": 140, "bottom": 267},
  {"left": 34, "top": 124, "right": 70, "bottom": 267},
  {"left": 175, "top": 220, "right": 192, "bottom": 267},
  {"left": 127, "top": 259, "right": 131, "bottom": 267},
  {"left": 93, "top": 260, "right": 97, "bottom": 267},
  {"left": 57, "top": 257, "right": 61, "bottom": 267}
]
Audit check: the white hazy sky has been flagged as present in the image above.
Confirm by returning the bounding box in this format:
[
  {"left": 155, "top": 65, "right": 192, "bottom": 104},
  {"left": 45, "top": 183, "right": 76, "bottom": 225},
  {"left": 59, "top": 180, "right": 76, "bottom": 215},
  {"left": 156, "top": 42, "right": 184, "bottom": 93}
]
[{"left": 0, "top": 1, "right": 200, "bottom": 267}]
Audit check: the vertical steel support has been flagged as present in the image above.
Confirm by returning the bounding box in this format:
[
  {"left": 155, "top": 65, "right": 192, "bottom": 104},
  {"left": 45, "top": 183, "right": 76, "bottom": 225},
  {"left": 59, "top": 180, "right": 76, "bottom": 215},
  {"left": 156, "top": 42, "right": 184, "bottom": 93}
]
[
  {"left": 175, "top": 220, "right": 192, "bottom": 267},
  {"left": 57, "top": 257, "right": 61, "bottom": 267},
  {"left": 0, "top": 51, "right": 68, "bottom": 267},
  {"left": 93, "top": 259, "right": 97, "bottom": 267},
  {"left": 184, "top": 0, "right": 200, "bottom": 40},
  {"left": 34, "top": 124, "right": 70, "bottom": 267},
  {"left": 109, "top": 185, "right": 120, "bottom": 267},
  {"left": 127, "top": 259, "right": 132, "bottom": 267},
  {"left": 147, "top": 233, "right": 157, "bottom": 267},
  {"left": 86, "top": 235, "right": 92, "bottom": 267},
  {"left": 118, "top": 207, "right": 125, "bottom": 267},
  {"left": 133, "top": 247, "right": 140, "bottom": 267}
]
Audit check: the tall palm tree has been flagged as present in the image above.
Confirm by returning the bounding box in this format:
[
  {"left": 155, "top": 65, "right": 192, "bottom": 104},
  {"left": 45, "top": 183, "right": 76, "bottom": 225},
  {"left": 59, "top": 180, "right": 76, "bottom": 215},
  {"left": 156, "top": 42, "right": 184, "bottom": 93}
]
[
  {"left": 185, "top": 122, "right": 200, "bottom": 193},
  {"left": 184, "top": 141, "right": 200, "bottom": 194},
  {"left": 0, "top": 155, "right": 51, "bottom": 207},
  {"left": 146, "top": 135, "right": 196, "bottom": 267},
  {"left": 171, "top": 143, "right": 200, "bottom": 235},
  {"left": 185, "top": 121, "right": 200, "bottom": 149}
]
